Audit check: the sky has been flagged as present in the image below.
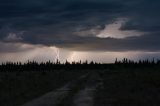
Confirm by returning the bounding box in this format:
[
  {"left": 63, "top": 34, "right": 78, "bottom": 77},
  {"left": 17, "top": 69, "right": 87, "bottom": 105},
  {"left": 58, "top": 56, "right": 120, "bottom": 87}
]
[{"left": 0, "top": 0, "right": 160, "bottom": 63}]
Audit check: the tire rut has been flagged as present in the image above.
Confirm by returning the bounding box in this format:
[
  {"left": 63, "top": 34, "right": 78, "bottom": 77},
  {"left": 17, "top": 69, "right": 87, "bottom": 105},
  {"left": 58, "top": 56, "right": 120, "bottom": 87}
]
[{"left": 21, "top": 71, "right": 103, "bottom": 106}]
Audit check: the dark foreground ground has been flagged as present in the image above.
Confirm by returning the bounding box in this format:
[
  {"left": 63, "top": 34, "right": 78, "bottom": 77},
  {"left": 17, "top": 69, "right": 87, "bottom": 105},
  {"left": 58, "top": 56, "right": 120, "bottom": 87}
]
[{"left": 1, "top": 65, "right": 160, "bottom": 106}]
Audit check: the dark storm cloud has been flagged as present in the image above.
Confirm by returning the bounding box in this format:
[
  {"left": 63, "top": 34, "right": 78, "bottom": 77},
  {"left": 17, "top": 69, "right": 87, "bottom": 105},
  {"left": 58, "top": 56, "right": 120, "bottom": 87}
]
[
  {"left": 0, "top": 42, "right": 36, "bottom": 53},
  {"left": 55, "top": 34, "right": 160, "bottom": 52},
  {"left": 0, "top": 0, "right": 160, "bottom": 51},
  {"left": 120, "top": 0, "right": 160, "bottom": 32}
]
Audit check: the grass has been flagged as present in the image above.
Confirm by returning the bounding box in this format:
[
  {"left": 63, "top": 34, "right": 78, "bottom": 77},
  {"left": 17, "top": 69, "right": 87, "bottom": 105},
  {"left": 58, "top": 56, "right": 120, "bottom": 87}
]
[
  {"left": 94, "top": 67, "right": 160, "bottom": 106},
  {"left": 0, "top": 70, "right": 87, "bottom": 106},
  {"left": 1, "top": 65, "right": 160, "bottom": 106}
]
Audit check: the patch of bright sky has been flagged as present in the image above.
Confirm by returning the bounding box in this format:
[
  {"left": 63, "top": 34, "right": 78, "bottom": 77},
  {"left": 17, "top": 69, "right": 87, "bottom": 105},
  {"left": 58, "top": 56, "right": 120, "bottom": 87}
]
[{"left": 97, "top": 18, "right": 146, "bottom": 38}]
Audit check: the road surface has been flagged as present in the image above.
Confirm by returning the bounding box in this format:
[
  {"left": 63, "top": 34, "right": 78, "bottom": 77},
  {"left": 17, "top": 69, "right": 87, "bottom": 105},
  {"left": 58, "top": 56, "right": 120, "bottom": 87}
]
[{"left": 21, "top": 72, "right": 103, "bottom": 106}]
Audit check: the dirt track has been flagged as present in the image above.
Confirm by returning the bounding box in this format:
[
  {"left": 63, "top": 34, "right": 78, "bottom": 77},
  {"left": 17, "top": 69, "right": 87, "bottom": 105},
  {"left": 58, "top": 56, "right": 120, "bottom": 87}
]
[{"left": 21, "top": 72, "right": 103, "bottom": 106}]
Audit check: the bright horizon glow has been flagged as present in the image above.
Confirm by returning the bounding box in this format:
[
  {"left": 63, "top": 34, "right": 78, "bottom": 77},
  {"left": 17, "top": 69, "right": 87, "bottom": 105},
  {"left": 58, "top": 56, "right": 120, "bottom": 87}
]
[{"left": 0, "top": 43, "right": 160, "bottom": 64}]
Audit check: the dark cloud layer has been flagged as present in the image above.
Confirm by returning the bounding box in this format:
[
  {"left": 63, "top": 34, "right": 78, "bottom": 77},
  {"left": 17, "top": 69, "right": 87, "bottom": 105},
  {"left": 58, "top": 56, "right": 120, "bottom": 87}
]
[{"left": 0, "top": 0, "right": 160, "bottom": 51}]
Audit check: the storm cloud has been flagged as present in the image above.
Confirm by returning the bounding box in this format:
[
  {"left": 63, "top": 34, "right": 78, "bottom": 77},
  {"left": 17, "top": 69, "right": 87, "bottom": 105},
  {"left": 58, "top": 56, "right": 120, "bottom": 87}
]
[{"left": 0, "top": 0, "right": 160, "bottom": 51}]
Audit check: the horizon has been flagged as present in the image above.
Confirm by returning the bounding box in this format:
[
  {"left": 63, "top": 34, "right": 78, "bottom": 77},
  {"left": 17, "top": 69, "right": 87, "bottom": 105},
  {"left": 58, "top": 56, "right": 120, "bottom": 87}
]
[{"left": 0, "top": 57, "right": 159, "bottom": 64}]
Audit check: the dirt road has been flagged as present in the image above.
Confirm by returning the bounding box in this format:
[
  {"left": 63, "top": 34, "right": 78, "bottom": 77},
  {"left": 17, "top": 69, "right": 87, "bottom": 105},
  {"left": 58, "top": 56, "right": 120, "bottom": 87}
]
[{"left": 21, "top": 71, "right": 103, "bottom": 106}]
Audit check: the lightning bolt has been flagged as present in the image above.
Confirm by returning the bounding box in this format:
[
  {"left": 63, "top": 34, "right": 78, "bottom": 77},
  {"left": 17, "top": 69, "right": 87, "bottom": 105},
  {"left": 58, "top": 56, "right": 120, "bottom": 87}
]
[
  {"left": 49, "top": 46, "right": 60, "bottom": 62},
  {"left": 54, "top": 48, "right": 60, "bottom": 62}
]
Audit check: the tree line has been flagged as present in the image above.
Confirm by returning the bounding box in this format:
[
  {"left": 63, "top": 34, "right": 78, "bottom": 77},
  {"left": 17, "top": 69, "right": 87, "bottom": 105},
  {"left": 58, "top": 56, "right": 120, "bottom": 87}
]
[{"left": 0, "top": 58, "right": 160, "bottom": 71}]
